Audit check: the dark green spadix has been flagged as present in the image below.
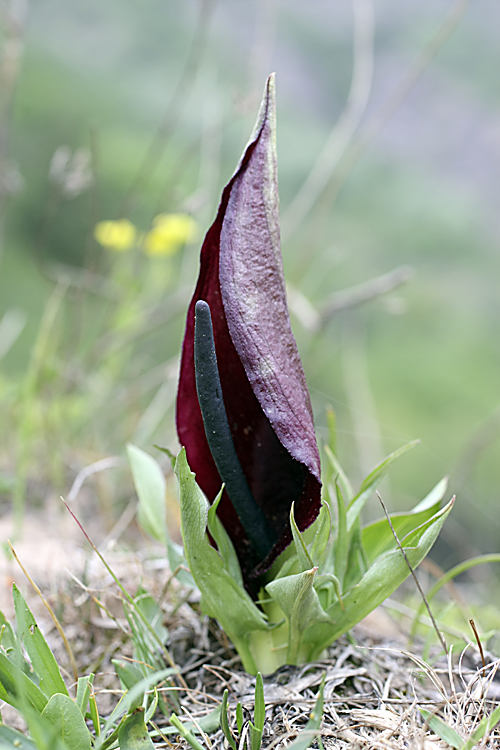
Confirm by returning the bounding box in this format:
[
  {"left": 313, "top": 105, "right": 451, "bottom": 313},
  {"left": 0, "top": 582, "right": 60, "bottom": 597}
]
[{"left": 194, "top": 300, "right": 276, "bottom": 560}]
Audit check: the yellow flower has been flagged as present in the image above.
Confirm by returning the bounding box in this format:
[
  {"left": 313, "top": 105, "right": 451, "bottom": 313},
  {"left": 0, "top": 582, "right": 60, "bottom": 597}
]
[
  {"left": 94, "top": 219, "right": 137, "bottom": 251},
  {"left": 142, "top": 213, "right": 197, "bottom": 257}
]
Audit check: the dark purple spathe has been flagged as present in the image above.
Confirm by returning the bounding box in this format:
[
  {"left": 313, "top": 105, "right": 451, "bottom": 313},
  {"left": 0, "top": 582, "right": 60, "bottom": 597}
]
[{"left": 176, "top": 74, "right": 321, "bottom": 588}]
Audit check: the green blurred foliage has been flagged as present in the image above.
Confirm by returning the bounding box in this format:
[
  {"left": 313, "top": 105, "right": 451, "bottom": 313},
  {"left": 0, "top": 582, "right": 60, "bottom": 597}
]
[{"left": 0, "top": 0, "right": 499, "bottom": 569}]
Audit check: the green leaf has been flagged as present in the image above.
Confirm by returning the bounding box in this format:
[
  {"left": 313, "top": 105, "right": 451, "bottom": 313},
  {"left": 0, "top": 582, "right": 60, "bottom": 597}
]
[
  {"left": 175, "top": 449, "right": 269, "bottom": 674},
  {"left": 290, "top": 504, "right": 314, "bottom": 572},
  {"left": 342, "top": 521, "right": 368, "bottom": 592},
  {"left": 313, "top": 573, "right": 344, "bottom": 610},
  {"left": 75, "top": 674, "right": 94, "bottom": 716},
  {"left": 0, "top": 725, "right": 38, "bottom": 749},
  {"left": 144, "top": 687, "right": 159, "bottom": 723},
  {"left": 13, "top": 584, "right": 68, "bottom": 699},
  {"left": 128, "top": 446, "right": 195, "bottom": 586},
  {"left": 462, "top": 703, "right": 500, "bottom": 749},
  {"left": 0, "top": 611, "right": 17, "bottom": 652},
  {"left": 236, "top": 703, "right": 244, "bottom": 734},
  {"left": 253, "top": 672, "right": 265, "bottom": 732},
  {"left": 346, "top": 440, "right": 420, "bottom": 530},
  {"left": 249, "top": 672, "right": 265, "bottom": 750},
  {"left": 113, "top": 660, "right": 145, "bottom": 690},
  {"left": 309, "top": 503, "right": 332, "bottom": 567},
  {"left": 419, "top": 708, "right": 462, "bottom": 748},
  {"left": 161, "top": 706, "right": 222, "bottom": 736},
  {"left": 305, "top": 499, "right": 453, "bottom": 659},
  {"left": 113, "top": 660, "right": 145, "bottom": 710},
  {"left": 286, "top": 674, "right": 325, "bottom": 750},
  {"left": 323, "top": 445, "right": 353, "bottom": 502},
  {"left": 40, "top": 693, "right": 91, "bottom": 750},
  {"left": 88, "top": 692, "right": 100, "bottom": 737},
  {"left": 334, "top": 480, "right": 348, "bottom": 588},
  {"left": 411, "top": 476, "right": 449, "bottom": 512},
  {"left": 266, "top": 568, "right": 331, "bottom": 664},
  {"left": 362, "top": 479, "right": 446, "bottom": 564},
  {"left": 100, "top": 667, "right": 179, "bottom": 740},
  {"left": 207, "top": 489, "right": 244, "bottom": 588},
  {"left": 0, "top": 652, "right": 47, "bottom": 714},
  {"left": 221, "top": 689, "right": 237, "bottom": 750},
  {"left": 127, "top": 444, "right": 167, "bottom": 544},
  {"left": 117, "top": 707, "right": 155, "bottom": 750},
  {"left": 169, "top": 715, "right": 206, "bottom": 750},
  {"left": 122, "top": 598, "right": 166, "bottom": 675}
]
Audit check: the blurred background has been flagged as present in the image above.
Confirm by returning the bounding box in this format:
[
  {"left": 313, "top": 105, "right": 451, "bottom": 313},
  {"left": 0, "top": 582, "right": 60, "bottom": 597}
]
[{"left": 1, "top": 0, "right": 499, "bottom": 572}]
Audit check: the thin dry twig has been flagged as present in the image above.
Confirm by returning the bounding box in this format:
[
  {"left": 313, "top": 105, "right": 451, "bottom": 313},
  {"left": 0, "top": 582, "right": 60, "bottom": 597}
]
[
  {"left": 8, "top": 540, "right": 79, "bottom": 684},
  {"left": 470, "top": 619, "right": 486, "bottom": 679},
  {"left": 376, "top": 491, "right": 448, "bottom": 655},
  {"left": 60, "top": 496, "right": 187, "bottom": 687},
  {"left": 66, "top": 456, "right": 125, "bottom": 504}
]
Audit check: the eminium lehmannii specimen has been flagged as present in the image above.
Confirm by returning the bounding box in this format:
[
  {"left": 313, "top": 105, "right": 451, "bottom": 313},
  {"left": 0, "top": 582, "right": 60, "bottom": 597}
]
[{"left": 129, "top": 74, "right": 453, "bottom": 675}]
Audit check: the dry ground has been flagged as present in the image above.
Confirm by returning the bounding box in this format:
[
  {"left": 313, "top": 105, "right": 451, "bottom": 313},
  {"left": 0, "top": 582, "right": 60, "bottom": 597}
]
[{"left": 1, "top": 505, "right": 499, "bottom": 749}]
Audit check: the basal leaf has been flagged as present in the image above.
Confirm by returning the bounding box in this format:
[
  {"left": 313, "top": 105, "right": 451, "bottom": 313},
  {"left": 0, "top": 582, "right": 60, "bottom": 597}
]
[
  {"left": 290, "top": 504, "right": 314, "bottom": 572},
  {"left": 0, "top": 652, "right": 47, "bottom": 714},
  {"left": 249, "top": 672, "right": 265, "bottom": 750},
  {"left": 305, "top": 499, "right": 453, "bottom": 659},
  {"left": 313, "top": 573, "right": 344, "bottom": 611},
  {"left": 0, "top": 725, "right": 38, "bottom": 749},
  {"left": 221, "top": 689, "right": 237, "bottom": 750},
  {"left": 323, "top": 445, "right": 353, "bottom": 503},
  {"left": 133, "top": 590, "right": 169, "bottom": 647},
  {"left": 207, "top": 489, "right": 244, "bottom": 589},
  {"left": 342, "top": 521, "right": 368, "bottom": 592},
  {"left": 236, "top": 703, "right": 244, "bottom": 734},
  {"left": 40, "top": 693, "right": 91, "bottom": 750},
  {"left": 169, "top": 715, "right": 206, "bottom": 750},
  {"left": 127, "top": 444, "right": 167, "bottom": 544},
  {"left": 117, "top": 707, "right": 155, "bottom": 750},
  {"left": 362, "top": 478, "right": 447, "bottom": 564},
  {"left": 101, "top": 667, "right": 179, "bottom": 739},
  {"left": 346, "top": 440, "right": 420, "bottom": 530},
  {"left": 309, "top": 503, "right": 332, "bottom": 567},
  {"left": 0, "top": 611, "right": 17, "bottom": 652},
  {"left": 411, "top": 477, "right": 448, "bottom": 512},
  {"left": 266, "top": 568, "right": 331, "bottom": 664},
  {"left": 161, "top": 706, "right": 222, "bottom": 736},
  {"left": 128, "top": 444, "right": 194, "bottom": 586},
  {"left": 253, "top": 672, "right": 265, "bottom": 732},
  {"left": 13, "top": 584, "right": 68, "bottom": 699},
  {"left": 175, "top": 449, "right": 269, "bottom": 674},
  {"left": 75, "top": 673, "right": 94, "bottom": 717},
  {"left": 333, "top": 480, "right": 348, "bottom": 588},
  {"left": 113, "top": 660, "right": 145, "bottom": 710}
]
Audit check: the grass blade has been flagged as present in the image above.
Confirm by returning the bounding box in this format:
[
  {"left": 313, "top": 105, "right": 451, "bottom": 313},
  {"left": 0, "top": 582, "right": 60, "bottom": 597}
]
[
  {"left": 419, "top": 708, "right": 462, "bottom": 749},
  {"left": 286, "top": 674, "right": 325, "bottom": 750},
  {"left": 13, "top": 584, "right": 68, "bottom": 699},
  {"left": 221, "top": 689, "right": 237, "bottom": 750}
]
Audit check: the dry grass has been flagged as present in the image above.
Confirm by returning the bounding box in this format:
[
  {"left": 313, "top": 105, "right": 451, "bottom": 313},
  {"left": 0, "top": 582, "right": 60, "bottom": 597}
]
[{"left": 3, "top": 528, "right": 500, "bottom": 749}]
